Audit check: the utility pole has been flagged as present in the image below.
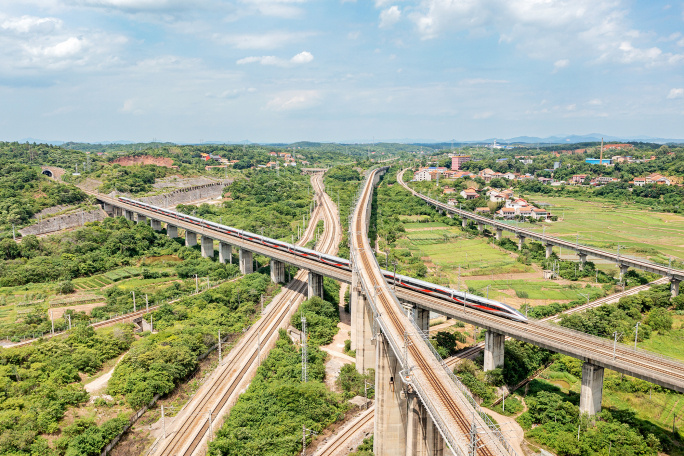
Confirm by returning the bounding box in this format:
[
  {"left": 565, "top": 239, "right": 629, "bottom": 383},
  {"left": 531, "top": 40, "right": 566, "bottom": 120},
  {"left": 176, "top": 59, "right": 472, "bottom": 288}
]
[
  {"left": 301, "top": 316, "right": 308, "bottom": 383},
  {"left": 218, "top": 329, "right": 222, "bottom": 362},
  {"left": 131, "top": 291, "right": 136, "bottom": 312},
  {"left": 146, "top": 294, "right": 149, "bottom": 313},
  {"left": 634, "top": 322, "right": 640, "bottom": 349},
  {"left": 301, "top": 425, "right": 318, "bottom": 456},
  {"left": 50, "top": 310, "right": 54, "bottom": 334},
  {"left": 161, "top": 405, "right": 166, "bottom": 439},
  {"left": 195, "top": 274, "right": 199, "bottom": 293}
]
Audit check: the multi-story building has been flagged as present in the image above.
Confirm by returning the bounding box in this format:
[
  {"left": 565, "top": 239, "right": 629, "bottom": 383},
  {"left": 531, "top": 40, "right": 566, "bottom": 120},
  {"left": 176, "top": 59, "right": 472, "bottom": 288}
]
[{"left": 451, "top": 155, "right": 472, "bottom": 170}]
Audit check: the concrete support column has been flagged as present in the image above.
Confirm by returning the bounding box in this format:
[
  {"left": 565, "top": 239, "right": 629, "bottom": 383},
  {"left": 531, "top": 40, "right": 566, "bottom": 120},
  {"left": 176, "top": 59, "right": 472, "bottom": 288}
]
[
  {"left": 239, "top": 249, "right": 253, "bottom": 274},
  {"left": 167, "top": 224, "right": 178, "bottom": 238},
  {"left": 619, "top": 264, "right": 629, "bottom": 282},
  {"left": 374, "top": 332, "right": 408, "bottom": 456},
  {"left": 150, "top": 219, "right": 162, "bottom": 231},
  {"left": 461, "top": 218, "right": 467, "bottom": 229},
  {"left": 517, "top": 235, "right": 526, "bottom": 251},
  {"left": 308, "top": 272, "right": 324, "bottom": 299},
  {"left": 578, "top": 253, "right": 587, "bottom": 271},
  {"left": 351, "top": 270, "right": 359, "bottom": 351},
  {"left": 103, "top": 203, "right": 113, "bottom": 215},
  {"left": 219, "top": 242, "right": 232, "bottom": 264},
  {"left": 483, "top": 330, "right": 505, "bottom": 372},
  {"left": 201, "top": 236, "right": 214, "bottom": 258},
  {"left": 124, "top": 210, "right": 133, "bottom": 221},
  {"left": 137, "top": 214, "right": 147, "bottom": 224},
  {"left": 354, "top": 289, "right": 376, "bottom": 375},
  {"left": 406, "top": 394, "right": 427, "bottom": 456},
  {"left": 545, "top": 243, "right": 553, "bottom": 259},
  {"left": 477, "top": 222, "right": 484, "bottom": 233},
  {"left": 414, "top": 307, "right": 430, "bottom": 334},
  {"left": 446, "top": 213, "right": 453, "bottom": 219},
  {"left": 185, "top": 231, "right": 197, "bottom": 247},
  {"left": 495, "top": 228, "right": 503, "bottom": 241},
  {"left": 270, "top": 259, "right": 285, "bottom": 283},
  {"left": 579, "top": 363, "right": 604, "bottom": 416},
  {"left": 671, "top": 279, "right": 680, "bottom": 298}
]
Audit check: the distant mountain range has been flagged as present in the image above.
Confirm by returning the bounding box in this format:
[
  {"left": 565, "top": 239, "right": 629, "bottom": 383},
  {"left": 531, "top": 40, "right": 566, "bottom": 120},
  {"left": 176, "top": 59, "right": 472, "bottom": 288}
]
[{"left": 13, "top": 133, "right": 684, "bottom": 147}]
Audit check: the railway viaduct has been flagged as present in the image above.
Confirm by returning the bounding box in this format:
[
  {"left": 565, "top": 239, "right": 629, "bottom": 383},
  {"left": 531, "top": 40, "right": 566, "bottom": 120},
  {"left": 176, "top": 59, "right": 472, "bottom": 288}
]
[
  {"left": 397, "top": 169, "right": 683, "bottom": 297},
  {"left": 90, "top": 171, "right": 684, "bottom": 455}
]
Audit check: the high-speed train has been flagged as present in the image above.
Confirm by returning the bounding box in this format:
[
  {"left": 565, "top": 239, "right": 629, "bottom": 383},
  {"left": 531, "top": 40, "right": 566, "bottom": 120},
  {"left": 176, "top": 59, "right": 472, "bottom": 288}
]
[{"left": 119, "top": 197, "right": 527, "bottom": 323}]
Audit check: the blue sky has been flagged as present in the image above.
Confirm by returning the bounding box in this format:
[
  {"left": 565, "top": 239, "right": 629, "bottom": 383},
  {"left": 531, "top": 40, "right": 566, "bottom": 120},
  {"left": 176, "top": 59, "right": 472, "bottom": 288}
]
[{"left": 0, "top": 0, "right": 683, "bottom": 143}]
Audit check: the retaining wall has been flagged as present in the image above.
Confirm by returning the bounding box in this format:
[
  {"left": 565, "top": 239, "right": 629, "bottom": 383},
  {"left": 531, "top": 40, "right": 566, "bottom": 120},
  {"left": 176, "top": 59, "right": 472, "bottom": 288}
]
[{"left": 19, "top": 208, "right": 107, "bottom": 236}]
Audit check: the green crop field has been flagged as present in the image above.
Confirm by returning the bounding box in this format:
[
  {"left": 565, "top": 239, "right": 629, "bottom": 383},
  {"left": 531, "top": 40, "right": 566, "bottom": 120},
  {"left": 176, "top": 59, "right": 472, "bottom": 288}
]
[
  {"left": 403, "top": 221, "right": 451, "bottom": 230},
  {"left": 465, "top": 278, "right": 595, "bottom": 302},
  {"left": 525, "top": 196, "right": 684, "bottom": 261}
]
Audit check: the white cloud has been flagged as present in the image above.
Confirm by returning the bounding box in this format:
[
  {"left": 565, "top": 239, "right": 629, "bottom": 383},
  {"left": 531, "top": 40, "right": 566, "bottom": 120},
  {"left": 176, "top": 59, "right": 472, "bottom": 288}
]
[
  {"left": 409, "top": 0, "right": 684, "bottom": 67},
  {"left": 667, "top": 88, "right": 684, "bottom": 99},
  {"left": 0, "top": 13, "right": 127, "bottom": 73},
  {"left": 236, "top": 51, "right": 313, "bottom": 66},
  {"left": 265, "top": 90, "right": 321, "bottom": 110},
  {"left": 678, "top": 38, "right": 684, "bottom": 47},
  {"left": 1, "top": 15, "right": 62, "bottom": 34},
  {"left": 347, "top": 30, "right": 360, "bottom": 40},
  {"left": 473, "top": 112, "right": 492, "bottom": 119},
  {"left": 379, "top": 6, "right": 401, "bottom": 29},
  {"left": 553, "top": 59, "right": 569, "bottom": 72},
  {"left": 119, "top": 98, "right": 143, "bottom": 115},
  {"left": 214, "top": 31, "right": 315, "bottom": 49},
  {"left": 459, "top": 78, "right": 508, "bottom": 85},
  {"left": 66, "top": 0, "right": 201, "bottom": 12},
  {"left": 588, "top": 98, "right": 602, "bottom": 105},
  {"left": 290, "top": 51, "right": 313, "bottom": 63}
]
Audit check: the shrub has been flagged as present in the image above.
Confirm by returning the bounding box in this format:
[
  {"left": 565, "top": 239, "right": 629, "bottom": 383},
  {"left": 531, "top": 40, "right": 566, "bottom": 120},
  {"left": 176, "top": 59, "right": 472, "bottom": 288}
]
[{"left": 57, "top": 280, "right": 75, "bottom": 294}]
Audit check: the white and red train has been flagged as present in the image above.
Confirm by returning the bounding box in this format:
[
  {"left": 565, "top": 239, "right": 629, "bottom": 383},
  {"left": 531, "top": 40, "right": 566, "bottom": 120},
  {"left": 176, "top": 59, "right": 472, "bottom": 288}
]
[{"left": 119, "top": 197, "right": 527, "bottom": 323}]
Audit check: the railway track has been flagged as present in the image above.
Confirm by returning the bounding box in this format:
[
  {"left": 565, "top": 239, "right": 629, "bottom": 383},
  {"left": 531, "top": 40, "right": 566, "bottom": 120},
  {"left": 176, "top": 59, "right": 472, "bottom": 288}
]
[
  {"left": 396, "top": 169, "right": 684, "bottom": 281},
  {"left": 313, "top": 406, "right": 375, "bottom": 456},
  {"left": 351, "top": 168, "right": 511, "bottom": 456},
  {"left": 150, "top": 172, "right": 342, "bottom": 456}
]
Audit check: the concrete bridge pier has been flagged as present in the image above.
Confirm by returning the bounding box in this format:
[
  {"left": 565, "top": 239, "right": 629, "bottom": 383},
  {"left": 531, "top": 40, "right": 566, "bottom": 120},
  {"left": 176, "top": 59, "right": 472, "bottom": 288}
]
[
  {"left": 201, "top": 236, "right": 214, "bottom": 258},
  {"left": 354, "top": 292, "right": 376, "bottom": 374},
  {"left": 124, "top": 210, "right": 134, "bottom": 221},
  {"left": 495, "top": 228, "right": 503, "bottom": 241},
  {"left": 545, "top": 243, "right": 553, "bottom": 258},
  {"left": 167, "top": 224, "right": 178, "bottom": 238},
  {"left": 137, "top": 214, "right": 147, "bottom": 224},
  {"left": 619, "top": 264, "right": 629, "bottom": 282},
  {"left": 103, "top": 203, "right": 113, "bottom": 216},
  {"left": 150, "top": 219, "right": 162, "bottom": 231},
  {"left": 578, "top": 253, "right": 587, "bottom": 271},
  {"left": 461, "top": 218, "right": 467, "bottom": 229},
  {"left": 219, "top": 242, "right": 232, "bottom": 264},
  {"left": 413, "top": 306, "right": 430, "bottom": 334},
  {"left": 484, "top": 330, "right": 505, "bottom": 372},
  {"left": 270, "top": 259, "right": 285, "bottom": 283},
  {"left": 308, "top": 272, "right": 324, "bottom": 299},
  {"left": 477, "top": 222, "right": 484, "bottom": 233},
  {"left": 185, "top": 230, "right": 197, "bottom": 247},
  {"left": 406, "top": 394, "right": 445, "bottom": 456},
  {"left": 239, "top": 249, "right": 253, "bottom": 274},
  {"left": 374, "top": 332, "right": 408, "bottom": 456},
  {"left": 517, "top": 235, "right": 526, "bottom": 251},
  {"left": 580, "top": 363, "right": 604, "bottom": 416},
  {"left": 671, "top": 279, "right": 680, "bottom": 297}
]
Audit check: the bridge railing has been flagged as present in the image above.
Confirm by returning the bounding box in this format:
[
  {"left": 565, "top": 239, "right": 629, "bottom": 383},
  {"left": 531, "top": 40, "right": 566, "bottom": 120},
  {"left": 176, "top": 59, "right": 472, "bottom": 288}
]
[{"left": 350, "top": 168, "right": 515, "bottom": 456}]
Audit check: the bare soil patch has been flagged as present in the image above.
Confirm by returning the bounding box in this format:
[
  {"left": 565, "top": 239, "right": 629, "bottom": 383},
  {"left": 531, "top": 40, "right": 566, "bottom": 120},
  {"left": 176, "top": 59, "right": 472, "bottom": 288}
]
[{"left": 113, "top": 155, "right": 175, "bottom": 168}]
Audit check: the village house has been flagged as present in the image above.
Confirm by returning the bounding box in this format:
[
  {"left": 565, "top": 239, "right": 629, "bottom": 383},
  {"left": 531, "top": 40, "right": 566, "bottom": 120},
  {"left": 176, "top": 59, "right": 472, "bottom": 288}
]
[
  {"left": 460, "top": 188, "right": 480, "bottom": 200},
  {"left": 571, "top": 174, "right": 589, "bottom": 184}
]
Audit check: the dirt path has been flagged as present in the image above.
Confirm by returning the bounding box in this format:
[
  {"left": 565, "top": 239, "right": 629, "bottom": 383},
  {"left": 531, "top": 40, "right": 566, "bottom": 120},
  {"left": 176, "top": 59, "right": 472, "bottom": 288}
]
[
  {"left": 85, "top": 352, "right": 126, "bottom": 394},
  {"left": 320, "top": 283, "right": 353, "bottom": 391},
  {"left": 483, "top": 408, "right": 525, "bottom": 456}
]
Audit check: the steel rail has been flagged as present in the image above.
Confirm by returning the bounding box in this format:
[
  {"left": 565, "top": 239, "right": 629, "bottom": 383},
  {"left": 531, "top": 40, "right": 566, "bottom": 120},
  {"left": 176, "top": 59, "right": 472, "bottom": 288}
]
[
  {"left": 396, "top": 168, "right": 684, "bottom": 281},
  {"left": 350, "top": 167, "right": 513, "bottom": 456}
]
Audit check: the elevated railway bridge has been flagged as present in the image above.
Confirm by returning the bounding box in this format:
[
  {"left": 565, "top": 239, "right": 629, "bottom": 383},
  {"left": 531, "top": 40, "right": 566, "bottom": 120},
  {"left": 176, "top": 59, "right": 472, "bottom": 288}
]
[{"left": 87, "top": 170, "right": 684, "bottom": 455}]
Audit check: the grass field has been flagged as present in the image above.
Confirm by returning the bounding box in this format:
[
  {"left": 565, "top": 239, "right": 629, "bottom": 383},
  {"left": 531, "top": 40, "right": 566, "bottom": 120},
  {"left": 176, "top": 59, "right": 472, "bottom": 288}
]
[
  {"left": 638, "top": 315, "right": 684, "bottom": 361},
  {"left": 465, "top": 278, "right": 596, "bottom": 302},
  {"left": 524, "top": 196, "right": 684, "bottom": 262},
  {"left": 403, "top": 221, "right": 451, "bottom": 230},
  {"left": 538, "top": 367, "right": 684, "bottom": 450}
]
